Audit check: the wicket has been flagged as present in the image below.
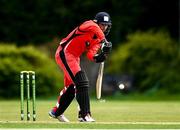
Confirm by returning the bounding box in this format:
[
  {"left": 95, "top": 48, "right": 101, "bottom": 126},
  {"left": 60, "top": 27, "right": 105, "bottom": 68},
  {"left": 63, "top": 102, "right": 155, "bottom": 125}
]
[{"left": 20, "top": 71, "right": 36, "bottom": 121}]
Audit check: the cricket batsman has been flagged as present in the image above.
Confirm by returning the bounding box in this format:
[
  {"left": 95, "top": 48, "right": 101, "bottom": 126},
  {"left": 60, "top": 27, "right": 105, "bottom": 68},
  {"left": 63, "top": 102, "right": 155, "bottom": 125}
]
[{"left": 49, "top": 12, "right": 112, "bottom": 122}]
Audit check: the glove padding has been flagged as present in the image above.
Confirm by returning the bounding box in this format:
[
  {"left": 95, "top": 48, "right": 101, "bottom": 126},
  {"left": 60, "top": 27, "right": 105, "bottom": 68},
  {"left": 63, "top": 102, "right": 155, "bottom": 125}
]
[
  {"left": 93, "top": 40, "right": 112, "bottom": 63},
  {"left": 101, "top": 40, "right": 112, "bottom": 54},
  {"left": 93, "top": 52, "right": 106, "bottom": 63}
]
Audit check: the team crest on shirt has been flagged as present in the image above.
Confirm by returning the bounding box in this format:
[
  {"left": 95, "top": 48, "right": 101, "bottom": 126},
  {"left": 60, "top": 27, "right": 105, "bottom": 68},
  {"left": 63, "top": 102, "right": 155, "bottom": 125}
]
[{"left": 86, "top": 41, "right": 90, "bottom": 47}]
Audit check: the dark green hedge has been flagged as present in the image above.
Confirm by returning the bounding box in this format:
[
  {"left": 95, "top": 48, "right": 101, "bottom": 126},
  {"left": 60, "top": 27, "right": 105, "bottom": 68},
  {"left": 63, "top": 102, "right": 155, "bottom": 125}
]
[
  {"left": 107, "top": 30, "right": 180, "bottom": 93},
  {"left": 0, "top": 44, "right": 63, "bottom": 98}
]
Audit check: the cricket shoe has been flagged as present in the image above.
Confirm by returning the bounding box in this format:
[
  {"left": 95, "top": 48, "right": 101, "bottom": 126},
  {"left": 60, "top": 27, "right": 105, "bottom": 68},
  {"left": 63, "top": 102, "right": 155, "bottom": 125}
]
[
  {"left": 49, "top": 110, "right": 70, "bottom": 122},
  {"left": 78, "top": 112, "right": 95, "bottom": 122}
]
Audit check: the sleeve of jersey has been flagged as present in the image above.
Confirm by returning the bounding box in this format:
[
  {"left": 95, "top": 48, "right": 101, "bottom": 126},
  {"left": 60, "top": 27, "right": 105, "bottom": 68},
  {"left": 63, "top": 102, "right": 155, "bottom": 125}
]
[
  {"left": 86, "top": 25, "right": 105, "bottom": 61},
  {"left": 86, "top": 40, "right": 101, "bottom": 61}
]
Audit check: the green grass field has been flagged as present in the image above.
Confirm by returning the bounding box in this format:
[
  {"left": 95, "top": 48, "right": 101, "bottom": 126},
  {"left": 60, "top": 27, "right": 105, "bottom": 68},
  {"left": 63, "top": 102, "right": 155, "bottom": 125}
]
[{"left": 0, "top": 99, "right": 180, "bottom": 129}]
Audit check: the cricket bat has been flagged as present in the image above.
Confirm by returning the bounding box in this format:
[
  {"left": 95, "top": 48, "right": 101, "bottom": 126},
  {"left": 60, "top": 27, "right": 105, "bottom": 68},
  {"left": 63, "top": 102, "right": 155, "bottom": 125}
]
[{"left": 96, "top": 62, "right": 104, "bottom": 99}]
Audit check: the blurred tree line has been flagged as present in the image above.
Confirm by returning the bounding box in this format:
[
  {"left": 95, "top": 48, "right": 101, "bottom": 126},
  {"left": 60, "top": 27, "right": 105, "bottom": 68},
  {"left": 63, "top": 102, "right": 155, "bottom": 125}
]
[
  {"left": 0, "top": 44, "right": 63, "bottom": 98},
  {"left": 0, "top": 0, "right": 178, "bottom": 45},
  {"left": 108, "top": 30, "right": 180, "bottom": 94}
]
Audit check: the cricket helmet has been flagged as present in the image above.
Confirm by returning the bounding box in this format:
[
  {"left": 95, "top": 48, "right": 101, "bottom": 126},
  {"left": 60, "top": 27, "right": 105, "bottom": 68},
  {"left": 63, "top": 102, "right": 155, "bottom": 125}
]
[
  {"left": 94, "top": 12, "right": 112, "bottom": 36},
  {"left": 94, "top": 12, "right": 112, "bottom": 25}
]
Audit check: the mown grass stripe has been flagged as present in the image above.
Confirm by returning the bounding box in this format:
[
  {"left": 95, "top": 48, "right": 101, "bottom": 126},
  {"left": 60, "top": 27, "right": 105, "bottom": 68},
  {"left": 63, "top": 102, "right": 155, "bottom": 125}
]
[{"left": 1, "top": 121, "right": 180, "bottom": 125}]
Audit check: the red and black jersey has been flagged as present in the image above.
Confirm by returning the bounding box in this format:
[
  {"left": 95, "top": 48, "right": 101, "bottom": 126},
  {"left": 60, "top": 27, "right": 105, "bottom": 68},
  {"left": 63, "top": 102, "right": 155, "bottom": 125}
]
[{"left": 60, "top": 20, "right": 105, "bottom": 61}]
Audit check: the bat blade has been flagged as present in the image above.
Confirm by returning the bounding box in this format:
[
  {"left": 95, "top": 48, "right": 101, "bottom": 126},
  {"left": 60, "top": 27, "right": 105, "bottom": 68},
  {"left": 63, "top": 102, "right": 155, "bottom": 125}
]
[{"left": 96, "top": 62, "right": 104, "bottom": 99}]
